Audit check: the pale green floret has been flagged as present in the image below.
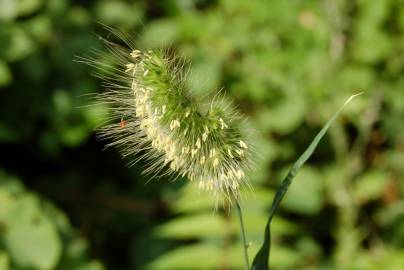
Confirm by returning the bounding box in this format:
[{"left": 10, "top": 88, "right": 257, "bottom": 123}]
[{"left": 96, "top": 46, "right": 254, "bottom": 204}]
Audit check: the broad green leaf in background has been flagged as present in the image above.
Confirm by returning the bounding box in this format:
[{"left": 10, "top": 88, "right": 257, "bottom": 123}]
[
  {"left": 154, "top": 214, "right": 228, "bottom": 239},
  {"left": 146, "top": 243, "right": 222, "bottom": 270},
  {"left": 17, "top": 0, "right": 43, "bottom": 17},
  {"left": 1, "top": 26, "right": 36, "bottom": 61},
  {"left": 0, "top": 251, "right": 10, "bottom": 270},
  {"left": 0, "top": 0, "right": 17, "bottom": 21},
  {"left": 251, "top": 94, "right": 362, "bottom": 270},
  {"left": 3, "top": 194, "right": 62, "bottom": 270},
  {"left": 73, "top": 261, "right": 105, "bottom": 270},
  {"left": 0, "top": 171, "right": 105, "bottom": 270}
]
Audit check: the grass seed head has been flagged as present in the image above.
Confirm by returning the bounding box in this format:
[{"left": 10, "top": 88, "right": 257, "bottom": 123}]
[{"left": 82, "top": 28, "right": 256, "bottom": 206}]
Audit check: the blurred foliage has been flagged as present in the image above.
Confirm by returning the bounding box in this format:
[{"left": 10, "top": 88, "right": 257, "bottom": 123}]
[
  {"left": 0, "top": 0, "right": 404, "bottom": 269},
  {"left": 0, "top": 170, "right": 104, "bottom": 270}
]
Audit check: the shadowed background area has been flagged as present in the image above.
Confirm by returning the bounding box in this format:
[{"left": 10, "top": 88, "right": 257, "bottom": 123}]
[{"left": 0, "top": 0, "right": 404, "bottom": 269}]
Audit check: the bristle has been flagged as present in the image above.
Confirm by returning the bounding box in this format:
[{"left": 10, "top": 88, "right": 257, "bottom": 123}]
[{"left": 83, "top": 29, "right": 255, "bottom": 205}]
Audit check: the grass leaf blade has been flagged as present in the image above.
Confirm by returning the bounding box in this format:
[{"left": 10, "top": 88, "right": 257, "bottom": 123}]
[{"left": 251, "top": 93, "right": 362, "bottom": 270}]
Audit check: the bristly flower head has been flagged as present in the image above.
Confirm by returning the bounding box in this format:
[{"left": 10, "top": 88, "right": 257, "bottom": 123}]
[{"left": 81, "top": 28, "right": 255, "bottom": 205}]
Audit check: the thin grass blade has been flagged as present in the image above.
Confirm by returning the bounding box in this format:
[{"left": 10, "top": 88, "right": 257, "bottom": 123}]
[{"left": 251, "top": 93, "right": 362, "bottom": 270}]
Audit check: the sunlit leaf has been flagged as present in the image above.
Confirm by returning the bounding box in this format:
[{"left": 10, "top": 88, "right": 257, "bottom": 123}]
[
  {"left": 146, "top": 243, "right": 222, "bottom": 270},
  {"left": 154, "top": 214, "right": 228, "bottom": 239}
]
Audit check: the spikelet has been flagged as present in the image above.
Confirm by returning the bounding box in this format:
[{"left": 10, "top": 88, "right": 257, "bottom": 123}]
[{"left": 80, "top": 28, "right": 255, "bottom": 205}]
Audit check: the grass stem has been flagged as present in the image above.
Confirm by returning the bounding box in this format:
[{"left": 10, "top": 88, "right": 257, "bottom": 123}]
[{"left": 236, "top": 201, "right": 250, "bottom": 270}]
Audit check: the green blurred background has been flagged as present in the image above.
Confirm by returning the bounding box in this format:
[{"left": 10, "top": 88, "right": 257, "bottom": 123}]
[{"left": 1, "top": 0, "right": 404, "bottom": 269}]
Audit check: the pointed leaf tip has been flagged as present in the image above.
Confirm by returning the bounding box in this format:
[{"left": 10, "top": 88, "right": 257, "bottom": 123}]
[{"left": 251, "top": 93, "right": 361, "bottom": 270}]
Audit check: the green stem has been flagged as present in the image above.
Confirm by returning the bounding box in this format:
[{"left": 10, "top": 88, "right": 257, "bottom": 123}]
[{"left": 236, "top": 201, "right": 250, "bottom": 270}]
